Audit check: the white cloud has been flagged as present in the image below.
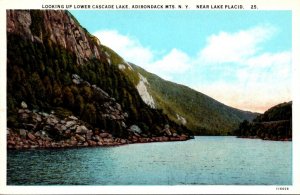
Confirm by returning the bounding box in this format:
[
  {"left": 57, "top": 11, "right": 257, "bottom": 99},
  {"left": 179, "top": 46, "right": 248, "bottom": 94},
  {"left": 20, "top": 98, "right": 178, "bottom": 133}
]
[
  {"left": 195, "top": 51, "right": 291, "bottom": 113},
  {"left": 93, "top": 30, "right": 192, "bottom": 80},
  {"left": 246, "top": 51, "right": 291, "bottom": 69},
  {"left": 195, "top": 79, "right": 291, "bottom": 113},
  {"left": 147, "top": 48, "right": 192, "bottom": 74},
  {"left": 198, "top": 25, "right": 276, "bottom": 65},
  {"left": 193, "top": 25, "right": 291, "bottom": 112},
  {"left": 93, "top": 26, "right": 291, "bottom": 113},
  {"left": 94, "top": 30, "right": 153, "bottom": 66}
]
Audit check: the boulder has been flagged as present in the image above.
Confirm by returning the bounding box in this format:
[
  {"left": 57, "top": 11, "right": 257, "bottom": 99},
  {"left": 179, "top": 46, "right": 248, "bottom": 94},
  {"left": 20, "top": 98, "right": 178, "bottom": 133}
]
[
  {"left": 20, "top": 113, "right": 30, "bottom": 120},
  {"left": 60, "top": 125, "right": 67, "bottom": 131},
  {"left": 65, "top": 129, "right": 71, "bottom": 135},
  {"left": 30, "top": 145, "right": 38, "bottom": 149},
  {"left": 72, "top": 79, "right": 80, "bottom": 85},
  {"left": 27, "top": 132, "right": 36, "bottom": 141},
  {"left": 121, "top": 122, "right": 127, "bottom": 128},
  {"left": 39, "top": 112, "right": 49, "bottom": 117},
  {"left": 88, "top": 140, "right": 97, "bottom": 146},
  {"left": 37, "top": 140, "right": 43, "bottom": 146},
  {"left": 21, "top": 101, "right": 27, "bottom": 109},
  {"left": 86, "top": 131, "right": 93, "bottom": 140},
  {"left": 71, "top": 136, "right": 77, "bottom": 141},
  {"left": 19, "top": 129, "right": 27, "bottom": 138},
  {"left": 75, "top": 125, "right": 88, "bottom": 134},
  {"left": 18, "top": 109, "right": 25, "bottom": 114},
  {"left": 68, "top": 116, "right": 78, "bottom": 120},
  {"left": 99, "top": 132, "right": 109, "bottom": 138},
  {"left": 163, "top": 124, "right": 172, "bottom": 136},
  {"left": 130, "top": 125, "right": 142, "bottom": 134},
  {"left": 93, "top": 135, "right": 100, "bottom": 141},
  {"left": 116, "top": 103, "right": 122, "bottom": 111},
  {"left": 46, "top": 117, "right": 59, "bottom": 125},
  {"left": 120, "top": 139, "right": 127, "bottom": 144},
  {"left": 65, "top": 121, "right": 76, "bottom": 128},
  {"left": 103, "top": 138, "right": 113, "bottom": 143},
  {"left": 7, "top": 140, "right": 15, "bottom": 145},
  {"left": 32, "top": 113, "right": 42, "bottom": 122},
  {"left": 70, "top": 140, "right": 78, "bottom": 146},
  {"left": 75, "top": 134, "right": 85, "bottom": 142},
  {"left": 44, "top": 141, "right": 51, "bottom": 148}
]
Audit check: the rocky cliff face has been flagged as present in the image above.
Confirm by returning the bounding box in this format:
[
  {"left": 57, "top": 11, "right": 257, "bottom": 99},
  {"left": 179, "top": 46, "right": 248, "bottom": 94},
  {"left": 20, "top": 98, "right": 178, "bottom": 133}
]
[
  {"left": 7, "top": 10, "right": 192, "bottom": 149},
  {"left": 7, "top": 10, "right": 101, "bottom": 64}
]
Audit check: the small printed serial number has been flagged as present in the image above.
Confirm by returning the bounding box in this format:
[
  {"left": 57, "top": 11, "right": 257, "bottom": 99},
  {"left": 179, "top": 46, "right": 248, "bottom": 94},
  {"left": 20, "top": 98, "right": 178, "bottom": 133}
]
[{"left": 276, "top": 187, "right": 289, "bottom": 190}]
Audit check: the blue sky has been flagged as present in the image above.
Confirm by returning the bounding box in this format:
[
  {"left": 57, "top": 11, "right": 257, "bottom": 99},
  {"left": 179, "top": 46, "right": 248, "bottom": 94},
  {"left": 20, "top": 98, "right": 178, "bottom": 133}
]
[{"left": 70, "top": 10, "right": 292, "bottom": 113}]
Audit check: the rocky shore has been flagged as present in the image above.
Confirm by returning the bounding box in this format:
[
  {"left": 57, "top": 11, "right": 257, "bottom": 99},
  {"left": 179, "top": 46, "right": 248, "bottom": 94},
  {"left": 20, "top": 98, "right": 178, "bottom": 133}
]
[{"left": 7, "top": 106, "right": 190, "bottom": 150}]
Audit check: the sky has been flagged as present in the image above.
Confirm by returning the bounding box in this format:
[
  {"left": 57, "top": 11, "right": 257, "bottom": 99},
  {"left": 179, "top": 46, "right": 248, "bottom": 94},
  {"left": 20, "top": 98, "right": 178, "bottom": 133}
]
[{"left": 70, "top": 10, "right": 292, "bottom": 113}]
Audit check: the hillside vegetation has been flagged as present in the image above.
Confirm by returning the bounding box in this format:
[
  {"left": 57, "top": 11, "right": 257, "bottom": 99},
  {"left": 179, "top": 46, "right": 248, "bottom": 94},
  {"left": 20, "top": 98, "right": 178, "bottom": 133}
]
[
  {"left": 131, "top": 64, "right": 257, "bottom": 135},
  {"left": 235, "top": 102, "right": 292, "bottom": 141},
  {"left": 7, "top": 10, "right": 191, "bottom": 144}
]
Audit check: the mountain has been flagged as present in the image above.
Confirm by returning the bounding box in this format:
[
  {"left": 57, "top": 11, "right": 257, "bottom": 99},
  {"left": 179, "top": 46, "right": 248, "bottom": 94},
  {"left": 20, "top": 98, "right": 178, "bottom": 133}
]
[
  {"left": 6, "top": 10, "right": 192, "bottom": 149},
  {"left": 88, "top": 33, "right": 257, "bottom": 136},
  {"left": 128, "top": 65, "right": 257, "bottom": 135},
  {"left": 235, "top": 101, "right": 292, "bottom": 141},
  {"left": 6, "top": 10, "right": 258, "bottom": 150},
  {"left": 91, "top": 44, "right": 257, "bottom": 136}
]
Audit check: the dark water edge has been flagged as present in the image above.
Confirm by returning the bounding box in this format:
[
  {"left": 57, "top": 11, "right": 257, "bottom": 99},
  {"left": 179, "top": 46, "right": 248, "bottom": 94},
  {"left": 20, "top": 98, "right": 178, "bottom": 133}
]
[
  {"left": 237, "top": 135, "right": 292, "bottom": 141},
  {"left": 7, "top": 136, "right": 292, "bottom": 185}
]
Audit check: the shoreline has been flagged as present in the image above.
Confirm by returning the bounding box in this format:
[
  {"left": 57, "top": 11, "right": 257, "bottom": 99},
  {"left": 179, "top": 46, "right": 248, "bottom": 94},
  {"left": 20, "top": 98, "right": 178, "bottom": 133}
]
[
  {"left": 237, "top": 135, "right": 292, "bottom": 141},
  {"left": 7, "top": 129, "right": 192, "bottom": 150},
  {"left": 7, "top": 133, "right": 292, "bottom": 150},
  {"left": 7, "top": 108, "right": 192, "bottom": 150}
]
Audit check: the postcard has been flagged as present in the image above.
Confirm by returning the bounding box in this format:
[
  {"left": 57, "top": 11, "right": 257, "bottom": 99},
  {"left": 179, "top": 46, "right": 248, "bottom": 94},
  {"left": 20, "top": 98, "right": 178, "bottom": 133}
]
[{"left": 0, "top": 0, "right": 299, "bottom": 194}]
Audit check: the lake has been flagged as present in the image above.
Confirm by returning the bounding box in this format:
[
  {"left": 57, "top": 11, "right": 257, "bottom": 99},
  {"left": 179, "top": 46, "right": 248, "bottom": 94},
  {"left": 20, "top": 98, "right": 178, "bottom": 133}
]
[{"left": 7, "top": 136, "right": 292, "bottom": 185}]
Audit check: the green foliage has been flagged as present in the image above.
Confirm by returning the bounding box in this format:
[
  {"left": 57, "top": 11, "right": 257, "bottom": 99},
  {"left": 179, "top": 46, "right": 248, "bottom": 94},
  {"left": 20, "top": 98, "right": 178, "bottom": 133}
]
[
  {"left": 54, "top": 107, "right": 73, "bottom": 119},
  {"left": 235, "top": 102, "right": 292, "bottom": 140},
  {"left": 131, "top": 64, "right": 257, "bottom": 135},
  {"left": 254, "top": 102, "right": 292, "bottom": 122},
  {"left": 7, "top": 10, "right": 192, "bottom": 139},
  {"left": 82, "top": 103, "right": 97, "bottom": 125},
  {"left": 101, "top": 45, "right": 140, "bottom": 85}
]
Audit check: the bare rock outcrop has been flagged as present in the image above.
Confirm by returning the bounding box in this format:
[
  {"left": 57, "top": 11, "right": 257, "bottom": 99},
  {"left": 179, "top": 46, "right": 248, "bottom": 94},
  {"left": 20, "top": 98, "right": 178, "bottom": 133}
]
[{"left": 7, "top": 10, "right": 102, "bottom": 64}]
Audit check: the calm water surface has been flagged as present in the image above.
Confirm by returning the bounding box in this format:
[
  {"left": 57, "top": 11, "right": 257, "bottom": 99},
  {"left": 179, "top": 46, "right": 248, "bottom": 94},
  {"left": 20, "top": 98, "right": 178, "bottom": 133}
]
[{"left": 7, "top": 136, "right": 292, "bottom": 185}]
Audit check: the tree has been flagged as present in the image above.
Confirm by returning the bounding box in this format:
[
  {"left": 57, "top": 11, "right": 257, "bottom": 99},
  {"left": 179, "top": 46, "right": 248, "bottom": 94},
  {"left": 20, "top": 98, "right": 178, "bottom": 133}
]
[
  {"left": 238, "top": 120, "right": 250, "bottom": 136},
  {"left": 63, "top": 86, "right": 75, "bottom": 108},
  {"left": 30, "top": 72, "right": 46, "bottom": 100},
  {"left": 82, "top": 103, "right": 97, "bottom": 125},
  {"left": 75, "top": 94, "right": 85, "bottom": 115}
]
